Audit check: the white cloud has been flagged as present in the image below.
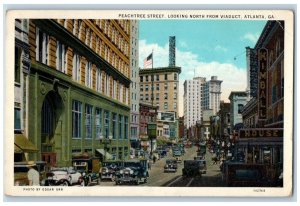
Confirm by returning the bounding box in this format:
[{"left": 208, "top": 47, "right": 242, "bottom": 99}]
[
  {"left": 139, "top": 40, "right": 247, "bottom": 117},
  {"left": 214, "top": 45, "right": 228, "bottom": 52},
  {"left": 179, "top": 41, "right": 188, "bottom": 48},
  {"left": 243, "top": 32, "right": 260, "bottom": 44}
]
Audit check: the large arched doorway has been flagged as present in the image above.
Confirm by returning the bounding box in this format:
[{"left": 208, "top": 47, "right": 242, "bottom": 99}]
[{"left": 40, "top": 91, "right": 64, "bottom": 167}]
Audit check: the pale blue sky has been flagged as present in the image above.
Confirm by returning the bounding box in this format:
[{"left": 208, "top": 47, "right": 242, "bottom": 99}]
[
  {"left": 139, "top": 20, "right": 266, "bottom": 69},
  {"left": 138, "top": 20, "right": 267, "bottom": 116}
]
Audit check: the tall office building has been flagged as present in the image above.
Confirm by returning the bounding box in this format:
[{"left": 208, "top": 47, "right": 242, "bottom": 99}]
[
  {"left": 129, "top": 20, "right": 140, "bottom": 148},
  {"left": 203, "top": 76, "right": 223, "bottom": 115},
  {"left": 16, "top": 19, "right": 132, "bottom": 166},
  {"left": 183, "top": 77, "right": 206, "bottom": 128}
]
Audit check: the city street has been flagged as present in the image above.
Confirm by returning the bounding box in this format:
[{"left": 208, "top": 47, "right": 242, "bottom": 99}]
[{"left": 89, "top": 146, "right": 225, "bottom": 187}]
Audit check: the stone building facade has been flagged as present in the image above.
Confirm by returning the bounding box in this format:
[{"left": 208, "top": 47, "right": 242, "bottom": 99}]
[{"left": 20, "top": 19, "right": 132, "bottom": 166}]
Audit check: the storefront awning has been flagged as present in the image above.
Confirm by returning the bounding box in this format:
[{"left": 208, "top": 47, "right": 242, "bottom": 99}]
[
  {"left": 14, "top": 133, "right": 39, "bottom": 153},
  {"left": 96, "top": 149, "right": 113, "bottom": 160}
]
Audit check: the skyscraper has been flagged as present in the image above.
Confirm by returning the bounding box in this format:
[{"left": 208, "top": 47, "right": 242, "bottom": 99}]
[
  {"left": 130, "top": 20, "right": 140, "bottom": 148},
  {"left": 203, "top": 76, "right": 223, "bottom": 115},
  {"left": 183, "top": 77, "right": 206, "bottom": 128},
  {"left": 184, "top": 76, "right": 222, "bottom": 129}
]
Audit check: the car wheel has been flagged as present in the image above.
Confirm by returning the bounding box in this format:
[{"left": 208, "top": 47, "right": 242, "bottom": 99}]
[
  {"left": 68, "top": 177, "right": 72, "bottom": 186},
  {"left": 88, "top": 176, "right": 92, "bottom": 186},
  {"left": 61, "top": 180, "right": 69, "bottom": 186}
]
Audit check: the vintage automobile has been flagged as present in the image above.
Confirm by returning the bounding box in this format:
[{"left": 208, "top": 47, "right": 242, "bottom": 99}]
[
  {"left": 194, "top": 155, "right": 205, "bottom": 160},
  {"left": 115, "top": 160, "right": 149, "bottom": 185},
  {"left": 197, "top": 142, "right": 207, "bottom": 156},
  {"left": 157, "top": 149, "right": 167, "bottom": 158},
  {"left": 73, "top": 162, "right": 100, "bottom": 186},
  {"left": 182, "top": 160, "right": 207, "bottom": 177},
  {"left": 172, "top": 149, "right": 182, "bottom": 157},
  {"left": 164, "top": 159, "right": 178, "bottom": 173},
  {"left": 45, "top": 167, "right": 83, "bottom": 186},
  {"left": 100, "top": 161, "right": 123, "bottom": 181},
  {"left": 224, "top": 163, "right": 270, "bottom": 187},
  {"left": 72, "top": 155, "right": 101, "bottom": 186},
  {"left": 14, "top": 161, "right": 47, "bottom": 186}
]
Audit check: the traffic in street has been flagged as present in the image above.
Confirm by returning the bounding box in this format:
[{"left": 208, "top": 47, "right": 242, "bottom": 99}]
[{"left": 88, "top": 142, "right": 225, "bottom": 187}]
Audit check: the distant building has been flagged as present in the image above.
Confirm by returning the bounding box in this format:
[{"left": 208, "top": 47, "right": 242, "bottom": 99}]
[
  {"left": 217, "top": 101, "right": 231, "bottom": 137},
  {"left": 203, "top": 76, "right": 223, "bottom": 115},
  {"left": 130, "top": 20, "right": 140, "bottom": 148},
  {"left": 139, "top": 101, "right": 158, "bottom": 152},
  {"left": 201, "top": 109, "right": 214, "bottom": 141},
  {"left": 228, "top": 91, "right": 248, "bottom": 131},
  {"left": 178, "top": 116, "right": 185, "bottom": 140},
  {"left": 183, "top": 77, "right": 206, "bottom": 128},
  {"left": 139, "top": 67, "right": 181, "bottom": 117}
]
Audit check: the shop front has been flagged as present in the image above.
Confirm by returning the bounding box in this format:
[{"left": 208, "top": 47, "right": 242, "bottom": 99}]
[{"left": 235, "top": 128, "right": 283, "bottom": 185}]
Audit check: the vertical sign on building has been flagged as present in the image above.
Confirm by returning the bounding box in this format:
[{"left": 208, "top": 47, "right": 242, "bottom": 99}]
[
  {"left": 169, "top": 36, "right": 176, "bottom": 67},
  {"left": 258, "top": 48, "right": 268, "bottom": 120},
  {"left": 250, "top": 48, "right": 258, "bottom": 98}
]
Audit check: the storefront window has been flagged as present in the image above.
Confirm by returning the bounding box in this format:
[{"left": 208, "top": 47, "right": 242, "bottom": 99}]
[
  {"left": 95, "top": 108, "right": 102, "bottom": 139},
  {"left": 104, "top": 110, "right": 110, "bottom": 138},
  {"left": 72, "top": 100, "right": 82, "bottom": 139},
  {"left": 85, "top": 104, "right": 93, "bottom": 139}
]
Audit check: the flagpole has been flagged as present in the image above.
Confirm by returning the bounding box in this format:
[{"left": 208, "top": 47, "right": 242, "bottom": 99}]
[{"left": 150, "top": 49, "right": 154, "bottom": 160}]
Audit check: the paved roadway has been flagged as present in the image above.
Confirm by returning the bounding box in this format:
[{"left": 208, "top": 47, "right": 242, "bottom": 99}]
[
  {"left": 165, "top": 147, "right": 225, "bottom": 187},
  {"left": 82, "top": 145, "right": 225, "bottom": 187}
]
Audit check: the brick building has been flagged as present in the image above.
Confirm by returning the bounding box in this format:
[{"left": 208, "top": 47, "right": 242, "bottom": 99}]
[{"left": 15, "top": 19, "right": 133, "bottom": 166}]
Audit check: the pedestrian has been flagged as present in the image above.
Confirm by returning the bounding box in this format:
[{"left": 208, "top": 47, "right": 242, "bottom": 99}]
[
  {"left": 148, "top": 160, "right": 151, "bottom": 170},
  {"left": 27, "top": 161, "right": 40, "bottom": 186}
]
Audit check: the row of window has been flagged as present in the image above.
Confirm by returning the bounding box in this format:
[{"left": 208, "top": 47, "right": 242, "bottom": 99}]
[
  {"left": 140, "top": 93, "right": 177, "bottom": 101},
  {"left": 69, "top": 19, "right": 130, "bottom": 58},
  {"left": 140, "top": 73, "right": 178, "bottom": 82},
  {"left": 72, "top": 100, "right": 129, "bottom": 140},
  {"left": 59, "top": 20, "right": 130, "bottom": 76},
  {"left": 35, "top": 27, "right": 129, "bottom": 105},
  {"left": 140, "top": 83, "right": 177, "bottom": 91}
]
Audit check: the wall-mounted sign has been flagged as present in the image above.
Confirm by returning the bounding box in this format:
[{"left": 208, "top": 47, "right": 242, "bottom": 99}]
[
  {"left": 157, "top": 112, "right": 175, "bottom": 122},
  {"left": 239, "top": 128, "right": 283, "bottom": 139},
  {"left": 249, "top": 48, "right": 258, "bottom": 98},
  {"left": 147, "top": 123, "right": 157, "bottom": 139},
  {"left": 258, "top": 48, "right": 268, "bottom": 120}
]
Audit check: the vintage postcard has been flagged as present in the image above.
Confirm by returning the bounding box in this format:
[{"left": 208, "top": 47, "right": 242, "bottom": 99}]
[{"left": 4, "top": 9, "right": 294, "bottom": 197}]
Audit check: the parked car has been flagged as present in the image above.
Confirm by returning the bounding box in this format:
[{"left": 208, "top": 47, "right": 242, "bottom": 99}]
[
  {"left": 45, "top": 167, "right": 83, "bottom": 186},
  {"left": 194, "top": 155, "right": 205, "bottom": 160},
  {"left": 73, "top": 162, "right": 100, "bottom": 186},
  {"left": 182, "top": 160, "right": 207, "bottom": 177},
  {"left": 173, "top": 149, "right": 182, "bottom": 157},
  {"left": 100, "top": 161, "right": 123, "bottom": 181},
  {"left": 224, "top": 163, "right": 269, "bottom": 187},
  {"left": 14, "top": 161, "right": 47, "bottom": 186},
  {"left": 115, "top": 160, "right": 148, "bottom": 185},
  {"left": 157, "top": 149, "right": 167, "bottom": 158},
  {"left": 164, "top": 159, "right": 178, "bottom": 173}
]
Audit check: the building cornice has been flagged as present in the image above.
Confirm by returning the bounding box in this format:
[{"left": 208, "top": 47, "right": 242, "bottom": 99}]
[
  {"left": 32, "top": 19, "right": 131, "bottom": 87},
  {"left": 139, "top": 66, "right": 182, "bottom": 75}
]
